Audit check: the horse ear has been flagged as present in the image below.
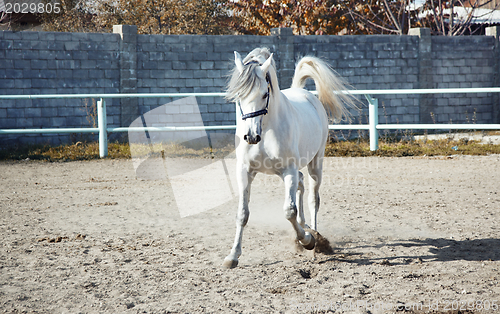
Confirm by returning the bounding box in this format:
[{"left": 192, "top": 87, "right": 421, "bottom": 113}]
[
  {"left": 260, "top": 53, "right": 273, "bottom": 75},
  {"left": 234, "top": 51, "right": 244, "bottom": 74}
]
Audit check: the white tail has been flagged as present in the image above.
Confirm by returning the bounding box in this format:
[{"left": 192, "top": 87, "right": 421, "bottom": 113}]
[{"left": 291, "top": 56, "right": 355, "bottom": 121}]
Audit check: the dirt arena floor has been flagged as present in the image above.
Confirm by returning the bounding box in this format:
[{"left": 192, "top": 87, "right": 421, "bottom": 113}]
[{"left": 1, "top": 155, "right": 500, "bottom": 314}]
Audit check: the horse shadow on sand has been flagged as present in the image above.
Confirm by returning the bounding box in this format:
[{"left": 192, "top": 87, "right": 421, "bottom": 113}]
[{"left": 318, "top": 237, "right": 500, "bottom": 265}]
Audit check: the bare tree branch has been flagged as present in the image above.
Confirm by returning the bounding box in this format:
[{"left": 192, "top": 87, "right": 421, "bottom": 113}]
[{"left": 383, "top": 0, "right": 402, "bottom": 34}]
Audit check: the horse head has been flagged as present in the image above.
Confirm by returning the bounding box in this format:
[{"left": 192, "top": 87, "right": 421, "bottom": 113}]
[{"left": 226, "top": 49, "right": 275, "bottom": 145}]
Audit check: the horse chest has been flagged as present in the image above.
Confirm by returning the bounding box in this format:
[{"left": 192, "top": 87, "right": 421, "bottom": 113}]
[{"left": 239, "top": 144, "right": 298, "bottom": 175}]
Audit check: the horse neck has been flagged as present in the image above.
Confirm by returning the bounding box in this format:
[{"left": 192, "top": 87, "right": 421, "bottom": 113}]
[{"left": 266, "top": 69, "right": 284, "bottom": 124}]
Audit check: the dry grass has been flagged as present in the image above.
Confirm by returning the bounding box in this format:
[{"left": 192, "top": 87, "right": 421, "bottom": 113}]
[
  {"left": 325, "top": 138, "right": 500, "bottom": 157},
  {"left": 129, "top": 142, "right": 234, "bottom": 160},
  {"left": 0, "top": 142, "right": 130, "bottom": 161},
  {"left": 0, "top": 137, "right": 499, "bottom": 162}
]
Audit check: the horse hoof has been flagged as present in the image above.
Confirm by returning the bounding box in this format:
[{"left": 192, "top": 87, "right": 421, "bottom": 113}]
[
  {"left": 300, "top": 232, "right": 316, "bottom": 250},
  {"left": 222, "top": 258, "right": 239, "bottom": 269}
]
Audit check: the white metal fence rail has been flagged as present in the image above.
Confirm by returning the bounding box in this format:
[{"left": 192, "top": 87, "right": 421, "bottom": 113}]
[{"left": 1, "top": 88, "right": 500, "bottom": 157}]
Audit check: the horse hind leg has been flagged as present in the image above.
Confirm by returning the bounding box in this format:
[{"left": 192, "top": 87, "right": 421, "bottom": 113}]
[
  {"left": 296, "top": 171, "right": 306, "bottom": 228},
  {"left": 283, "top": 168, "right": 315, "bottom": 251},
  {"left": 307, "top": 155, "right": 323, "bottom": 231}
]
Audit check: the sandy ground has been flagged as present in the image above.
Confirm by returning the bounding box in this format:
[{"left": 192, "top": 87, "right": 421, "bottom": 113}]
[{"left": 1, "top": 155, "right": 500, "bottom": 314}]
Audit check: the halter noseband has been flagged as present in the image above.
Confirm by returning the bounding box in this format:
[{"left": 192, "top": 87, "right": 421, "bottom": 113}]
[{"left": 238, "top": 61, "right": 271, "bottom": 120}]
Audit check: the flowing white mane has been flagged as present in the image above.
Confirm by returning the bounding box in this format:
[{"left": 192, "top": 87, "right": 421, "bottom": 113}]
[{"left": 225, "top": 48, "right": 275, "bottom": 102}]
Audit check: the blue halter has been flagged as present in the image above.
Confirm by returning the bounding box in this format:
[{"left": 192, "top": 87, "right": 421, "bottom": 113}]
[{"left": 238, "top": 61, "right": 271, "bottom": 120}]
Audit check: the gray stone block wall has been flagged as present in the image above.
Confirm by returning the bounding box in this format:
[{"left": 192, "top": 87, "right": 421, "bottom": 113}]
[
  {"left": 135, "top": 33, "right": 275, "bottom": 127},
  {"left": 430, "top": 36, "right": 496, "bottom": 123},
  {"left": 294, "top": 34, "right": 421, "bottom": 125},
  {"left": 295, "top": 30, "right": 497, "bottom": 127},
  {"left": 0, "top": 30, "right": 121, "bottom": 146},
  {"left": 1, "top": 26, "right": 499, "bottom": 146}
]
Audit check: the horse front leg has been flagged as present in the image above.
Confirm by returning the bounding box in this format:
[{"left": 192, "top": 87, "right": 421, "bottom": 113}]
[
  {"left": 283, "top": 168, "right": 315, "bottom": 250},
  {"left": 223, "top": 164, "right": 254, "bottom": 269}
]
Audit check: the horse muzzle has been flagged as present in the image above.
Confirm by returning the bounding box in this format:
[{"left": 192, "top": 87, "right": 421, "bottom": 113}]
[{"left": 243, "top": 134, "right": 261, "bottom": 145}]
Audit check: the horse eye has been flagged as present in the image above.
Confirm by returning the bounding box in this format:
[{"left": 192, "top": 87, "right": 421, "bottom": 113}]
[{"left": 262, "top": 92, "right": 268, "bottom": 100}]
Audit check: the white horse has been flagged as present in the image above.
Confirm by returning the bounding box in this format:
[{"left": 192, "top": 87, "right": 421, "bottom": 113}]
[{"left": 223, "top": 47, "right": 354, "bottom": 269}]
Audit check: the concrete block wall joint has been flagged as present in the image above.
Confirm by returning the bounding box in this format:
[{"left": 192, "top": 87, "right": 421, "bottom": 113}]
[
  {"left": 113, "top": 25, "right": 139, "bottom": 128},
  {"left": 408, "top": 28, "right": 434, "bottom": 124},
  {"left": 485, "top": 26, "right": 500, "bottom": 123},
  {"left": 270, "top": 27, "right": 295, "bottom": 89}
]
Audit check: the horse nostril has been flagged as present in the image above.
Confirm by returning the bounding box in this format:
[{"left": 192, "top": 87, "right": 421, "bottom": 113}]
[
  {"left": 255, "top": 135, "right": 261, "bottom": 143},
  {"left": 243, "top": 135, "right": 248, "bottom": 141}
]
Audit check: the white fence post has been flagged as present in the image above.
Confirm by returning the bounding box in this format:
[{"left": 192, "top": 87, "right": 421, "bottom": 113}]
[
  {"left": 366, "top": 95, "right": 379, "bottom": 151},
  {"left": 97, "top": 98, "right": 108, "bottom": 158}
]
